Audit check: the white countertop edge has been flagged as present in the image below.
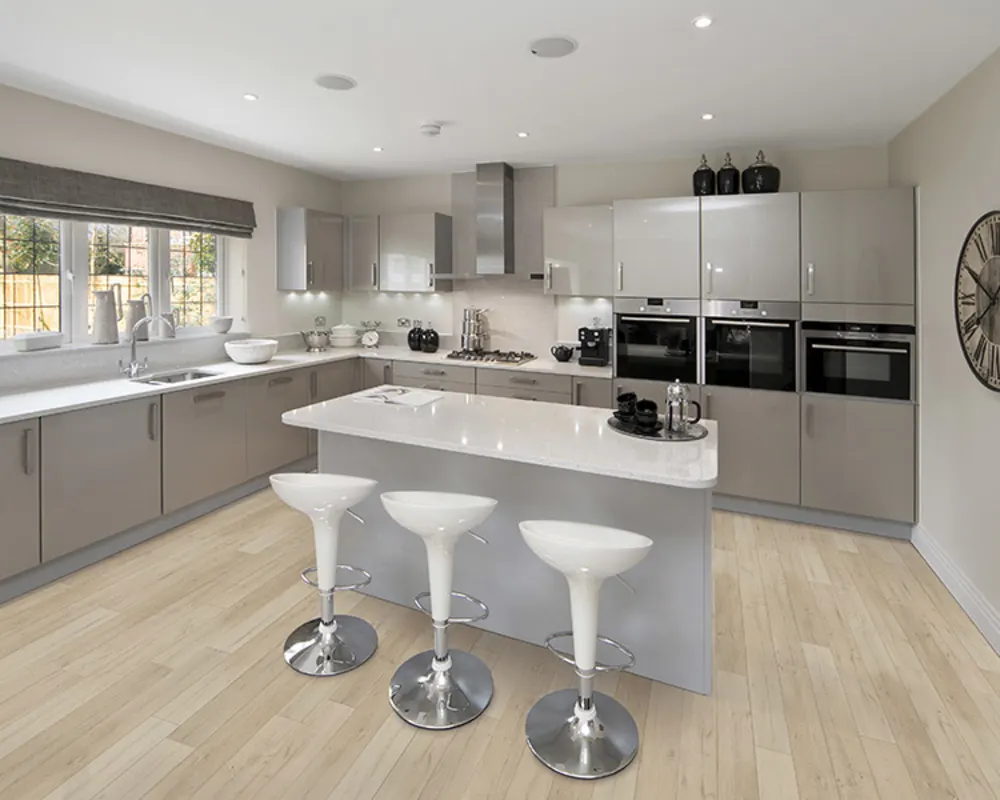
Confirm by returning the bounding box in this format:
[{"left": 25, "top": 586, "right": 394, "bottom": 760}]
[
  {"left": 0, "top": 347, "right": 612, "bottom": 426},
  {"left": 291, "top": 417, "right": 718, "bottom": 490}
]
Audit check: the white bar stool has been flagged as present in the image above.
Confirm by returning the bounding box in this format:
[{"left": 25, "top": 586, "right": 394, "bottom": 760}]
[
  {"left": 519, "top": 520, "right": 653, "bottom": 780},
  {"left": 270, "top": 473, "right": 378, "bottom": 677},
  {"left": 381, "top": 491, "right": 497, "bottom": 730}
]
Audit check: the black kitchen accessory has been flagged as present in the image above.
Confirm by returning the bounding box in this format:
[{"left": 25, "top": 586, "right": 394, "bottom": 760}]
[
  {"left": 420, "top": 323, "right": 440, "bottom": 353},
  {"left": 717, "top": 152, "right": 740, "bottom": 195},
  {"left": 742, "top": 150, "right": 781, "bottom": 193},
  {"left": 634, "top": 399, "right": 659, "bottom": 429},
  {"left": 407, "top": 323, "right": 424, "bottom": 352},
  {"left": 692, "top": 154, "right": 716, "bottom": 196},
  {"left": 616, "top": 392, "right": 638, "bottom": 420},
  {"left": 578, "top": 323, "right": 611, "bottom": 366},
  {"left": 550, "top": 344, "right": 573, "bottom": 363}
]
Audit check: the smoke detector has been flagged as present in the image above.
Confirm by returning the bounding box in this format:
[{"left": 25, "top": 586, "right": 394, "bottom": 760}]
[{"left": 420, "top": 122, "right": 443, "bottom": 137}]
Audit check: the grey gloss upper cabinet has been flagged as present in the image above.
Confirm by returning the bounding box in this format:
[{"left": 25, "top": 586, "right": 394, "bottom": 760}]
[
  {"left": 0, "top": 419, "right": 40, "bottom": 580},
  {"left": 801, "top": 395, "right": 915, "bottom": 523},
  {"left": 542, "top": 205, "right": 614, "bottom": 296},
  {"left": 163, "top": 381, "right": 248, "bottom": 514},
  {"left": 801, "top": 188, "right": 915, "bottom": 305},
  {"left": 246, "top": 371, "right": 310, "bottom": 477},
  {"left": 613, "top": 198, "right": 700, "bottom": 299},
  {"left": 277, "top": 208, "right": 345, "bottom": 292},
  {"left": 41, "top": 397, "right": 162, "bottom": 561},
  {"left": 701, "top": 194, "right": 800, "bottom": 302},
  {"left": 379, "top": 213, "right": 452, "bottom": 292},
  {"left": 347, "top": 216, "right": 380, "bottom": 292},
  {"left": 703, "top": 386, "right": 800, "bottom": 506}
]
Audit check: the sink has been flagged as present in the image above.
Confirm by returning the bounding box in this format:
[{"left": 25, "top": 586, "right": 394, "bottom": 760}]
[{"left": 134, "top": 369, "right": 218, "bottom": 385}]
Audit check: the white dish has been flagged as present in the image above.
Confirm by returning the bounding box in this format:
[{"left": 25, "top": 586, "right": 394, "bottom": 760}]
[
  {"left": 330, "top": 337, "right": 359, "bottom": 348},
  {"left": 210, "top": 316, "right": 234, "bottom": 334},
  {"left": 12, "top": 331, "right": 64, "bottom": 352},
  {"left": 225, "top": 338, "right": 279, "bottom": 364}
]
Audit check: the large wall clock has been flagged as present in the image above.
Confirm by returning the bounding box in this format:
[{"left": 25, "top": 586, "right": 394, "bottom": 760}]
[{"left": 955, "top": 210, "right": 1000, "bottom": 391}]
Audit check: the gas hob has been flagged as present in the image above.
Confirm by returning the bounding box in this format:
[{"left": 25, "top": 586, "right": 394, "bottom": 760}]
[{"left": 445, "top": 349, "right": 536, "bottom": 365}]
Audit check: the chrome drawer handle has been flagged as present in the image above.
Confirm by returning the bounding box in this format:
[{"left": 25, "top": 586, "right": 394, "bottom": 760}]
[
  {"left": 509, "top": 377, "right": 538, "bottom": 385},
  {"left": 193, "top": 390, "right": 226, "bottom": 403},
  {"left": 422, "top": 369, "right": 447, "bottom": 376},
  {"left": 268, "top": 375, "right": 293, "bottom": 387}
]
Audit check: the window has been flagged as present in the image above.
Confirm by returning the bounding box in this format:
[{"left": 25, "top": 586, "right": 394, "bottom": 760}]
[
  {"left": 0, "top": 215, "right": 61, "bottom": 338},
  {"left": 0, "top": 216, "right": 224, "bottom": 341}
]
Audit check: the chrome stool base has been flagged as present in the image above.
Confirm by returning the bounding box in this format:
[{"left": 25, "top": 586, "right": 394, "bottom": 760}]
[
  {"left": 525, "top": 688, "right": 639, "bottom": 780},
  {"left": 283, "top": 615, "right": 378, "bottom": 677},
  {"left": 389, "top": 649, "right": 493, "bottom": 730}
]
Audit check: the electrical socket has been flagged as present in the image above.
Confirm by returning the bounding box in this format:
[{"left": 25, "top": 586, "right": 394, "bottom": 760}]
[{"left": 397, "top": 317, "right": 411, "bottom": 328}]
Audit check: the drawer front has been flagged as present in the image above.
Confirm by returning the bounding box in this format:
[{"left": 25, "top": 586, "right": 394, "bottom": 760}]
[
  {"left": 394, "top": 376, "right": 475, "bottom": 394},
  {"left": 393, "top": 360, "right": 476, "bottom": 386},
  {"left": 477, "top": 384, "right": 571, "bottom": 404},
  {"left": 163, "top": 381, "right": 248, "bottom": 514},
  {"left": 247, "top": 370, "right": 311, "bottom": 477},
  {"left": 475, "top": 368, "right": 572, "bottom": 394}
]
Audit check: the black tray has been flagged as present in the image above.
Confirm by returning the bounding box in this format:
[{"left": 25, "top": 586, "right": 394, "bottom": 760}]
[{"left": 608, "top": 416, "right": 708, "bottom": 443}]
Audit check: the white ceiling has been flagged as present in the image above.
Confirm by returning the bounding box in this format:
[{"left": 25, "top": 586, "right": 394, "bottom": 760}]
[{"left": 0, "top": 0, "right": 998, "bottom": 180}]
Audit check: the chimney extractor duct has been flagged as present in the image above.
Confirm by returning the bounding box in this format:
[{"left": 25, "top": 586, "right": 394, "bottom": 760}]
[{"left": 475, "top": 162, "right": 515, "bottom": 275}]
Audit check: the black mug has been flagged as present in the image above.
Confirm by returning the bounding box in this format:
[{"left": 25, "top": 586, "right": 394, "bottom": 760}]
[
  {"left": 635, "top": 399, "right": 659, "bottom": 429},
  {"left": 551, "top": 345, "right": 573, "bottom": 363},
  {"left": 616, "top": 392, "right": 638, "bottom": 419}
]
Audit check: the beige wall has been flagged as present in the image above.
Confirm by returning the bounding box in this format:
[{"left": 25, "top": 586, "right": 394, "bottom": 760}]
[
  {"left": 890, "top": 48, "right": 1000, "bottom": 649},
  {"left": 0, "top": 84, "right": 342, "bottom": 336}
]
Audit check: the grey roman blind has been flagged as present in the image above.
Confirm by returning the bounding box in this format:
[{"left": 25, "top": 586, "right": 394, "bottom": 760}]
[{"left": 0, "top": 157, "right": 256, "bottom": 238}]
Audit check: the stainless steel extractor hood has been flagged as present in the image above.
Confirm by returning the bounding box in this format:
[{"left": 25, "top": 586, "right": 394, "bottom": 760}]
[{"left": 475, "top": 162, "right": 515, "bottom": 275}]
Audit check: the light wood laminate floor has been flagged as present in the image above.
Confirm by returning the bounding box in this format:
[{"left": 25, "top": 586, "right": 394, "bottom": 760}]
[{"left": 0, "top": 491, "right": 999, "bottom": 799}]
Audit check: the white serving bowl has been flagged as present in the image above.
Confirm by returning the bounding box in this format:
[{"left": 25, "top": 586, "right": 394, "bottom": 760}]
[
  {"left": 328, "top": 323, "right": 360, "bottom": 347},
  {"left": 210, "top": 316, "right": 234, "bottom": 334},
  {"left": 225, "top": 338, "right": 279, "bottom": 364}
]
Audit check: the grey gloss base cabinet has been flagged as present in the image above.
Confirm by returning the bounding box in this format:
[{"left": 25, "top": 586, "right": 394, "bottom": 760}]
[
  {"left": 801, "top": 394, "right": 915, "bottom": 523},
  {"left": 0, "top": 420, "right": 40, "bottom": 580},
  {"left": 613, "top": 378, "right": 702, "bottom": 407},
  {"left": 246, "top": 372, "right": 310, "bottom": 478},
  {"left": 573, "top": 376, "right": 613, "bottom": 408},
  {"left": 703, "top": 387, "right": 800, "bottom": 506},
  {"left": 307, "top": 360, "right": 362, "bottom": 455},
  {"left": 41, "top": 397, "right": 162, "bottom": 561},
  {"left": 363, "top": 358, "right": 393, "bottom": 389}
]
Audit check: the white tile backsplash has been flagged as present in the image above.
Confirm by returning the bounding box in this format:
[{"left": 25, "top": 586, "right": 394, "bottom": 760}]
[{"left": 555, "top": 297, "right": 614, "bottom": 346}]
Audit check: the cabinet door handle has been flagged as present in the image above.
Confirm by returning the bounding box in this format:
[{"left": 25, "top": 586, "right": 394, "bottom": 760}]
[
  {"left": 148, "top": 402, "right": 159, "bottom": 442},
  {"left": 423, "top": 368, "right": 447, "bottom": 376},
  {"left": 705, "top": 262, "right": 714, "bottom": 295},
  {"left": 617, "top": 262, "right": 624, "bottom": 292},
  {"left": 383, "top": 363, "right": 391, "bottom": 383},
  {"left": 805, "top": 402, "right": 814, "bottom": 437},
  {"left": 371, "top": 262, "right": 378, "bottom": 289},
  {"left": 194, "top": 390, "right": 226, "bottom": 403},
  {"left": 268, "top": 375, "right": 294, "bottom": 387},
  {"left": 422, "top": 384, "right": 444, "bottom": 390},
  {"left": 616, "top": 385, "right": 624, "bottom": 397},
  {"left": 509, "top": 376, "right": 538, "bottom": 386},
  {"left": 704, "top": 392, "right": 711, "bottom": 420},
  {"left": 514, "top": 395, "right": 537, "bottom": 401},
  {"left": 806, "top": 262, "right": 815, "bottom": 296},
  {"left": 21, "top": 427, "right": 35, "bottom": 475},
  {"left": 428, "top": 263, "right": 434, "bottom": 288},
  {"left": 546, "top": 263, "right": 553, "bottom": 291},
  {"left": 574, "top": 381, "right": 582, "bottom": 405},
  {"left": 310, "top": 371, "right": 318, "bottom": 399}
]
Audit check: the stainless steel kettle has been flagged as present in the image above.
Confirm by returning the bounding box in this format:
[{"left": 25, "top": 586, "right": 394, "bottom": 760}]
[{"left": 665, "top": 379, "right": 702, "bottom": 434}]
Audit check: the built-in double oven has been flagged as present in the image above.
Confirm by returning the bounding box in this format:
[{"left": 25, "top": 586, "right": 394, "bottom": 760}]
[
  {"left": 703, "top": 301, "right": 800, "bottom": 392},
  {"left": 801, "top": 321, "right": 916, "bottom": 401},
  {"left": 614, "top": 298, "right": 700, "bottom": 384}
]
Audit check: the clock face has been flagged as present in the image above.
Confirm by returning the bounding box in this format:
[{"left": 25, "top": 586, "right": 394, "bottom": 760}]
[
  {"left": 955, "top": 210, "right": 1000, "bottom": 390},
  {"left": 360, "top": 330, "right": 379, "bottom": 348}
]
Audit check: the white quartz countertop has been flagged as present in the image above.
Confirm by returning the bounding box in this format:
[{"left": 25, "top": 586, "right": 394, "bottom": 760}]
[
  {"left": 0, "top": 346, "right": 611, "bottom": 426},
  {"left": 284, "top": 387, "right": 718, "bottom": 489}
]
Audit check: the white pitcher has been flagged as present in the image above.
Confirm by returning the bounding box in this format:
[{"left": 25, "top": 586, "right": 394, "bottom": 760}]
[
  {"left": 92, "top": 284, "right": 123, "bottom": 345},
  {"left": 124, "top": 294, "right": 153, "bottom": 341}
]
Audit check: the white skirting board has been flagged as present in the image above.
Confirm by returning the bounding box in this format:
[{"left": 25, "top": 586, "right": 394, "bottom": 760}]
[{"left": 912, "top": 525, "right": 1000, "bottom": 655}]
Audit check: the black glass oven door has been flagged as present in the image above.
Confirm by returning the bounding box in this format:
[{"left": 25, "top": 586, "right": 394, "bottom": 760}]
[
  {"left": 615, "top": 316, "right": 697, "bottom": 383},
  {"left": 704, "top": 319, "right": 797, "bottom": 391},
  {"left": 805, "top": 340, "right": 912, "bottom": 400}
]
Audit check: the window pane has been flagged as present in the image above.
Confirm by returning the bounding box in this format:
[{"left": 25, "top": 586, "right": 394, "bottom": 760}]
[
  {"left": 87, "top": 223, "right": 150, "bottom": 333},
  {"left": 0, "top": 214, "right": 61, "bottom": 338},
  {"left": 168, "top": 231, "right": 218, "bottom": 328}
]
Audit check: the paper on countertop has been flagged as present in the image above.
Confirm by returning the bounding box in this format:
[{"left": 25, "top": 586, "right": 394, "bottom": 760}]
[{"left": 355, "top": 387, "right": 444, "bottom": 408}]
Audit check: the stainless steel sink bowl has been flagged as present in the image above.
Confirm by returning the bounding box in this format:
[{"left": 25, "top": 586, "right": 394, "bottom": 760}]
[{"left": 134, "top": 369, "right": 218, "bottom": 385}]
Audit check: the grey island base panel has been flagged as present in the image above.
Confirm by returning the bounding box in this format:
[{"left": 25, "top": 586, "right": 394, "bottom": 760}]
[{"left": 320, "top": 432, "right": 713, "bottom": 695}]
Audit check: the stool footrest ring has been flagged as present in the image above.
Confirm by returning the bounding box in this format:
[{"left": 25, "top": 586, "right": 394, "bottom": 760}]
[
  {"left": 543, "top": 631, "right": 636, "bottom": 672},
  {"left": 413, "top": 591, "right": 489, "bottom": 624},
  {"left": 300, "top": 564, "right": 372, "bottom": 592}
]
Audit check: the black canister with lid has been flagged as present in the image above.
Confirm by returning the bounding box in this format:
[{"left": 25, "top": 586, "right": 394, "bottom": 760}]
[
  {"left": 692, "top": 154, "right": 716, "bottom": 196},
  {"left": 717, "top": 152, "right": 741, "bottom": 195},
  {"left": 742, "top": 150, "right": 781, "bottom": 194},
  {"left": 407, "top": 322, "right": 424, "bottom": 351},
  {"left": 420, "top": 323, "right": 440, "bottom": 353}
]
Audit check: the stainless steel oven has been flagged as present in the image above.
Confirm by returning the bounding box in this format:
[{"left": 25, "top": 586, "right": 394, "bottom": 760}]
[
  {"left": 614, "top": 298, "right": 700, "bottom": 384},
  {"left": 704, "top": 301, "right": 799, "bottom": 392},
  {"left": 802, "top": 322, "right": 915, "bottom": 401}
]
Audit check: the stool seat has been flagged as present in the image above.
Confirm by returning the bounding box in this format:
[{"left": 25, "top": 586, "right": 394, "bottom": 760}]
[
  {"left": 519, "top": 520, "right": 653, "bottom": 579},
  {"left": 381, "top": 491, "right": 497, "bottom": 541},
  {"left": 270, "top": 472, "right": 378, "bottom": 678}
]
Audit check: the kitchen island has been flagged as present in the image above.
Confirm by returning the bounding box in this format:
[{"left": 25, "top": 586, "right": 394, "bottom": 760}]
[{"left": 283, "top": 387, "right": 718, "bottom": 693}]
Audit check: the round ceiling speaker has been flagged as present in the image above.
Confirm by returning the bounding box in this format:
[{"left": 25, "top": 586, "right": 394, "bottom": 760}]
[
  {"left": 420, "top": 123, "right": 442, "bottom": 137},
  {"left": 315, "top": 74, "right": 358, "bottom": 91},
  {"left": 529, "top": 37, "right": 578, "bottom": 58}
]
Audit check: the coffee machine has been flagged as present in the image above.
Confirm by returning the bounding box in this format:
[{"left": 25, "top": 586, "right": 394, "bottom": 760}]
[{"left": 578, "top": 318, "right": 611, "bottom": 367}]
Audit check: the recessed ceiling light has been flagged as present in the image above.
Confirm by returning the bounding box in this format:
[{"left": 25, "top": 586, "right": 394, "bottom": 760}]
[
  {"left": 529, "top": 37, "right": 578, "bottom": 58},
  {"left": 315, "top": 74, "right": 358, "bottom": 91},
  {"left": 692, "top": 15, "right": 713, "bottom": 28},
  {"left": 243, "top": 93, "right": 258, "bottom": 101},
  {"left": 517, "top": 131, "right": 530, "bottom": 138},
  {"left": 373, "top": 147, "right": 383, "bottom": 152},
  {"left": 702, "top": 113, "right": 714, "bottom": 120}
]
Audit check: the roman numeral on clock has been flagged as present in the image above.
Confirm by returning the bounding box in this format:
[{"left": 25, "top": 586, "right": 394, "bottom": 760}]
[
  {"left": 974, "top": 232, "right": 990, "bottom": 264},
  {"left": 963, "top": 313, "right": 979, "bottom": 340},
  {"left": 990, "top": 342, "right": 1000, "bottom": 384},
  {"left": 959, "top": 291, "right": 976, "bottom": 306},
  {"left": 974, "top": 334, "right": 988, "bottom": 370},
  {"left": 991, "top": 220, "right": 1000, "bottom": 258}
]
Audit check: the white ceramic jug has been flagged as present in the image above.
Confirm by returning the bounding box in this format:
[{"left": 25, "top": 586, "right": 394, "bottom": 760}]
[
  {"left": 124, "top": 294, "right": 153, "bottom": 341},
  {"left": 92, "top": 285, "right": 123, "bottom": 345}
]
